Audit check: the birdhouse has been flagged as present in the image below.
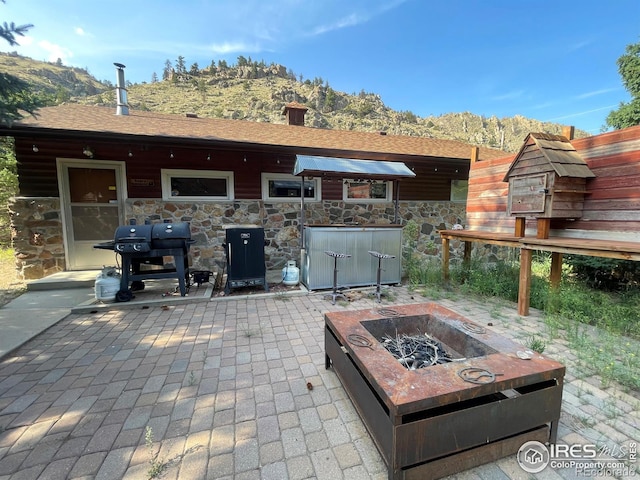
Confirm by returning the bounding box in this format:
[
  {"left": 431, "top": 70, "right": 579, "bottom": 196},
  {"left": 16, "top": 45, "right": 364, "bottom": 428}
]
[{"left": 503, "top": 133, "right": 595, "bottom": 219}]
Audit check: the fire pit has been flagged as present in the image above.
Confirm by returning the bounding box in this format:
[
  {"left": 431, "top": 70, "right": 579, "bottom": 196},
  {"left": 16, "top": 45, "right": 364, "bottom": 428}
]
[{"left": 325, "top": 303, "right": 564, "bottom": 480}]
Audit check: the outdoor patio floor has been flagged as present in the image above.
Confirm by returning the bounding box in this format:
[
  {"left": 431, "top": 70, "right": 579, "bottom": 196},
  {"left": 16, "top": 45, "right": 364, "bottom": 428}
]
[{"left": 0, "top": 285, "right": 637, "bottom": 479}]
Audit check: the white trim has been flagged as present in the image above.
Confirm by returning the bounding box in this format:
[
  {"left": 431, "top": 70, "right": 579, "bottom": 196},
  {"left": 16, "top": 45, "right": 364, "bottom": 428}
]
[
  {"left": 56, "top": 158, "right": 127, "bottom": 270},
  {"left": 261, "top": 172, "right": 321, "bottom": 202},
  {"left": 342, "top": 179, "right": 393, "bottom": 203},
  {"left": 161, "top": 168, "right": 234, "bottom": 201}
]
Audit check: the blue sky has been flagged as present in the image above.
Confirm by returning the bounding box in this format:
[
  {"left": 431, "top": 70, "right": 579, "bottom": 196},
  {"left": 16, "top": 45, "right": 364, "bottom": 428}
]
[{"left": 3, "top": 0, "right": 639, "bottom": 134}]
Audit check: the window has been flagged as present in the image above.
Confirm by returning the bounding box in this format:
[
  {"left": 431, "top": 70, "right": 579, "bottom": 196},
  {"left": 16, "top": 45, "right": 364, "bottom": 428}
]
[
  {"left": 343, "top": 179, "right": 392, "bottom": 202},
  {"left": 450, "top": 179, "right": 468, "bottom": 202},
  {"left": 161, "top": 169, "right": 234, "bottom": 200},
  {"left": 261, "top": 173, "right": 321, "bottom": 202}
]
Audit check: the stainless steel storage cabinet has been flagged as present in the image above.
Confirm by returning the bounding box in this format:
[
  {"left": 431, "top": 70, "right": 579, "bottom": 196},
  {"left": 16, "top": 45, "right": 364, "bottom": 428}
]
[{"left": 302, "top": 225, "right": 402, "bottom": 290}]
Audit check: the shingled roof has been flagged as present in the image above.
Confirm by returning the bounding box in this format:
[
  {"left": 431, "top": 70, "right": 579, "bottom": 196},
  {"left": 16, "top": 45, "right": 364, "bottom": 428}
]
[
  {"left": 4, "top": 104, "right": 506, "bottom": 161},
  {"left": 503, "top": 132, "right": 595, "bottom": 181}
]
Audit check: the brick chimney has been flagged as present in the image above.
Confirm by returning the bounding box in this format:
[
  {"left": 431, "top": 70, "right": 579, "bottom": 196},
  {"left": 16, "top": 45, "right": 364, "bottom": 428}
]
[
  {"left": 562, "top": 125, "right": 575, "bottom": 140},
  {"left": 282, "top": 101, "right": 308, "bottom": 126}
]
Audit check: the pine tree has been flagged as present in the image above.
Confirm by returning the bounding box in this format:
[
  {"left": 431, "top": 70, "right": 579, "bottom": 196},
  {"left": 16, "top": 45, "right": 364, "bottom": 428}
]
[
  {"left": 175, "top": 56, "right": 186, "bottom": 75},
  {"left": 162, "top": 59, "right": 172, "bottom": 80},
  {"left": 0, "top": 2, "right": 40, "bottom": 126}
]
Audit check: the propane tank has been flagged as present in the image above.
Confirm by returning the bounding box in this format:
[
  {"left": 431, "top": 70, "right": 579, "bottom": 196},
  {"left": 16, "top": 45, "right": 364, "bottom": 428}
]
[
  {"left": 282, "top": 260, "right": 300, "bottom": 286},
  {"left": 95, "top": 266, "right": 121, "bottom": 303}
]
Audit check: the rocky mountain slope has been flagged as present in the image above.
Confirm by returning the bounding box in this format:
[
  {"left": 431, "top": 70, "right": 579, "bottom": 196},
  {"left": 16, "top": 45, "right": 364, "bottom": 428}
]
[{"left": 3, "top": 54, "right": 590, "bottom": 153}]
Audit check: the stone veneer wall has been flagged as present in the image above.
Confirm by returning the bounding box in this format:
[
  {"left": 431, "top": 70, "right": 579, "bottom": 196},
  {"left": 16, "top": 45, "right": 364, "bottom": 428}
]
[
  {"left": 10, "top": 197, "right": 65, "bottom": 280},
  {"left": 9, "top": 196, "right": 512, "bottom": 280}
]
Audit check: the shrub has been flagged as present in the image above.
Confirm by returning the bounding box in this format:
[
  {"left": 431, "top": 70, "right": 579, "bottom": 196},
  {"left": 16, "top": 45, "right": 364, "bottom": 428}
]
[{"left": 565, "top": 255, "right": 640, "bottom": 291}]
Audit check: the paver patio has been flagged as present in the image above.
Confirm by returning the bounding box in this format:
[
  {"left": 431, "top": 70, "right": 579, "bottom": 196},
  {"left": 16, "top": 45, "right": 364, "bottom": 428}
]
[{"left": 0, "top": 286, "right": 637, "bottom": 479}]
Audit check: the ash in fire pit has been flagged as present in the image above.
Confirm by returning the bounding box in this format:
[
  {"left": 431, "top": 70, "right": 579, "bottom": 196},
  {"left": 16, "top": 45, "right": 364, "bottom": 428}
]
[{"left": 381, "top": 332, "right": 453, "bottom": 369}]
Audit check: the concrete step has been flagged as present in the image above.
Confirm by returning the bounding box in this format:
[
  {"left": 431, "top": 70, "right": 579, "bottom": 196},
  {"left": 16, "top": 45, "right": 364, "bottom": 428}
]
[
  {"left": 26, "top": 270, "right": 100, "bottom": 291},
  {"left": 27, "top": 269, "right": 292, "bottom": 291}
]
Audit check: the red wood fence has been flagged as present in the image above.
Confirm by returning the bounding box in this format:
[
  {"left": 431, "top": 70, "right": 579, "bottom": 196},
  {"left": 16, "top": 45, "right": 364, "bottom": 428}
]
[{"left": 466, "top": 124, "right": 640, "bottom": 241}]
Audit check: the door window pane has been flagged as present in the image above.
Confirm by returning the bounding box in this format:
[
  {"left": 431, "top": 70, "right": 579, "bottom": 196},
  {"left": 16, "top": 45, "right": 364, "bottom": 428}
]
[
  {"left": 68, "top": 168, "right": 117, "bottom": 203},
  {"left": 71, "top": 206, "right": 120, "bottom": 240}
]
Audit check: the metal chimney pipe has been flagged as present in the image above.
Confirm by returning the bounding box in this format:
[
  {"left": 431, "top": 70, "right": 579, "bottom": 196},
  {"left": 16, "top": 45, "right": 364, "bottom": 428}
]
[{"left": 114, "top": 62, "right": 129, "bottom": 115}]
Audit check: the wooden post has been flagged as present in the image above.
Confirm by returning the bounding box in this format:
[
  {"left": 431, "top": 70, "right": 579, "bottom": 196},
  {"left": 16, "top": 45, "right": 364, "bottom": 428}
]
[
  {"left": 470, "top": 146, "right": 479, "bottom": 164},
  {"left": 550, "top": 252, "right": 563, "bottom": 288},
  {"left": 514, "top": 217, "right": 526, "bottom": 237},
  {"left": 537, "top": 218, "right": 551, "bottom": 239},
  {"left": 518, "top": 248, "right": 532, "bottom": 316},
  {"left": 442, "top": 237, "right": 450, "bottom": 281},
  {"left": 464, "top": 241, "right": 472, "bottom": 265}
]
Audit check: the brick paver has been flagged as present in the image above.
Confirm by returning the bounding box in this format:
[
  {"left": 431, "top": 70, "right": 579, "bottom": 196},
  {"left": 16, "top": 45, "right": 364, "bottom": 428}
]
[{"left": 0, "top": 287, "right": 637, "bottom": 479}]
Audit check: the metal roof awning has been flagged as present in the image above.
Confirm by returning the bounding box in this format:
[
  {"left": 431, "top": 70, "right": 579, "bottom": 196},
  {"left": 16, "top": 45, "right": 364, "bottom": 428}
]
[{"left": 293, "top": 155, "right": 416, "bottom": 179}]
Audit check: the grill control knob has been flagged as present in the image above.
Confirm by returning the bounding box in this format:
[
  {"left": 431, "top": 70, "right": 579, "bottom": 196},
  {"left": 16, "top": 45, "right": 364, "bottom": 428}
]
[
  {"left": 133, "top": 244, "right": 142, "bottom": 251},
  {"left": 116, "top": 244, "right": 124, "bottom": 252},
  {"left": 130, "top": 228, "right": 136, "bottom": 233}
]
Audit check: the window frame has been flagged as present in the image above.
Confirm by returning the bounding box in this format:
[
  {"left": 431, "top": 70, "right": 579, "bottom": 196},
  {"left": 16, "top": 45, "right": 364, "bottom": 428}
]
[
  {"left": 161, "top": 168, "right": 234, "bottom": 201},
  {"left": 261, "top": 172, "right": 322, "bottom": 202},
  {"left": 342, "top": 179, "right": 393, "bottom": 203}
]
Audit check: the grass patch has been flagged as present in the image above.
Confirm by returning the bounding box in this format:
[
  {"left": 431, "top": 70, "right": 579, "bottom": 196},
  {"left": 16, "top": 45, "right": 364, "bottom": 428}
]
[
  {"left": 524, "top": 335, "right": 546, "bottom": 354},
  {"left": 405, "top": 254, "right": 640, "bottom": 392}
]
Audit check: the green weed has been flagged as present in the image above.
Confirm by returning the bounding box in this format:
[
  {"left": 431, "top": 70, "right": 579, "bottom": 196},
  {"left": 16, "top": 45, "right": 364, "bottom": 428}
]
[
  {"left": 145, "top": 426, "right": 167, "bottom": 479},
  {"left": 524, "top": 335, "right": 546, "bottom": 354},
  {"left": 406, "top": 254, "right": 640, "bottom": 392}
]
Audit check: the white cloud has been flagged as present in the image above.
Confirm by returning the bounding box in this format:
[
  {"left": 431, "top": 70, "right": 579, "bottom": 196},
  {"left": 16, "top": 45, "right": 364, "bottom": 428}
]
[
  {"left": 566, "top": 40, "right": 592, "bottom": 53},
  {"left": 574, "top": 88, "right": 619, "bottom": 100},
  {"left": 210, "top": 41, "right": 259, "bottom": 55},
  {"left": 18, "top": 35, "right": 34, "bottom": 47},
  {"left": 531, "top": 101, "right": 555, "bottom": 110},
  {"left": 545, "top": 104, "right": 618, "bottom": 122},
  {"left": 37, "top": 40, "right": 73, "bottom": 63},
  {"left": 306, "top": 0, "right": 408, "bottom": 37},
  {"left": 75, "top": 27, "right": 86, "bottom": 36},
  {"left": 310, "top": 13, "right": 364, "bottom": 36},
  {"left": 491, "top": 90, "right": 525, "bottom": 102}
]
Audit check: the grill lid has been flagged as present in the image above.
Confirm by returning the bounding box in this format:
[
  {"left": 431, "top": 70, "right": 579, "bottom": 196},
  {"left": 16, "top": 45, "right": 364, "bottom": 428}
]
[
  {"left": 151, "top": 222, "right": 191, "bottom": 240},
  {"left": 115, "top": 224, "right": 152, "bottom": 242}
]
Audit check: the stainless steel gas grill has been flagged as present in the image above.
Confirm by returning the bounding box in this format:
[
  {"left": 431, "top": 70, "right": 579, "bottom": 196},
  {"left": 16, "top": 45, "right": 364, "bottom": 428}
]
[{"left": 95, "top": 221, "right": 194, "bottom": 300}]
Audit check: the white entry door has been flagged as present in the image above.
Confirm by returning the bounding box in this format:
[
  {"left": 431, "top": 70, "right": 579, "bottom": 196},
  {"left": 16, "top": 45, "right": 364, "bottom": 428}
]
[{"left": 57, "top": 159, "right": 127, "bottom": 270}]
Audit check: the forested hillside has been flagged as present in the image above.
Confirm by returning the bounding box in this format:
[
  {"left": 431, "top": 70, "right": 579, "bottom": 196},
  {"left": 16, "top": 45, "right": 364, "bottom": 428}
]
[{"left": 3, "top": 53, "right": 590, "bottom": 153}]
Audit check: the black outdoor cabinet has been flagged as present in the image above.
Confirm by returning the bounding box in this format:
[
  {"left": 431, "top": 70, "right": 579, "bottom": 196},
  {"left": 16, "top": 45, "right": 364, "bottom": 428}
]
[{"left": 224, "top": 226, "right": 269, "bottom": 294}]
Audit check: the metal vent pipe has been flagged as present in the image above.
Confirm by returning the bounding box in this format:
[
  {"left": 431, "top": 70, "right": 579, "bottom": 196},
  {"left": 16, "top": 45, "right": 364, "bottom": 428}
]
[{"left": 114, "top": 62, "right": 129, "bottom": 115}]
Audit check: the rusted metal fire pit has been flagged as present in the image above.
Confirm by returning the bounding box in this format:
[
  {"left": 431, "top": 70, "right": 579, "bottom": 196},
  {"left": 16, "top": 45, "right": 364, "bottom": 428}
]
[{"left": 325, "top": 303, "right": 565, "bottom": 480}]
